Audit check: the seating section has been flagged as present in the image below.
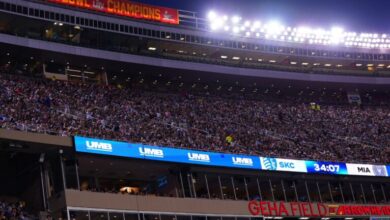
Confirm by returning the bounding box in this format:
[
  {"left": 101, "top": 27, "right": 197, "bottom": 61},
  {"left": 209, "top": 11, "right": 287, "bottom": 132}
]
[{"left": 0, "top": 73, "right": 389, "bottom": 163}]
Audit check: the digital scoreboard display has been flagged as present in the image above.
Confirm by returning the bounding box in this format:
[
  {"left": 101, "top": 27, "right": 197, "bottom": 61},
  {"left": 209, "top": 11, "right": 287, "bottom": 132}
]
[
  {"left": 74, "top": 136, "right": 390, "bottom": 177},
  {"left": 306, "top": 161, "right": 348, "bottom": 175},
  {"left": 48, "top": 0, "right": 179, "bottom": 25}
]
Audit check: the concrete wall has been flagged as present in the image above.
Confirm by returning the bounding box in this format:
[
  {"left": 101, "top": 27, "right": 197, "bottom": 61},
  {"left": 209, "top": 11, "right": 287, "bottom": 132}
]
[{"left": 0, "top": 128, "right": 72, "bottom": 147}]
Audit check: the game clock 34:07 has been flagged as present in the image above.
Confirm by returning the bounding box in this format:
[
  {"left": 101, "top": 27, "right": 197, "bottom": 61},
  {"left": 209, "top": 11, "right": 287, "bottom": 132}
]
[{"left": 306, "top": 161, "right": 347, "bottom": 175}]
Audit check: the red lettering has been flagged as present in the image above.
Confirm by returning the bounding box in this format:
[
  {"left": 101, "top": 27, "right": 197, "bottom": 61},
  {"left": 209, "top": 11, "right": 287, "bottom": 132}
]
[
  {"left": 301, "top": 203, "right": 310, "bottom": 217},
  {"left": 248, "top": 201, "right": 260, "bottom": 216},
  {"left": 279, "top": 202, "right": 289, "bottom": 216},
  {"left": 260, "top": 201, "right": 270, "bottom": 216},
  {"left": 290, "top": 202, "right": 299, "bottom": 216},
  {"left": 268, "top": 202, "right": 279, "bottom": 216},
  {"left": 249, "top": 202, "right": 390, "bottom": 217},
  {"left": 317, "top": 203, "right": 328, "bottom": 217},
  {"left": 363, "top": 207, "right": 371, "bottom": 215},
  {"left": 373, "top": 207, "right": 382, "bottom": 216},
  {"left": 344, "top": 206, "right": 351, "bottom": 215},
  {"left": 383, "top": 207, "right": 390, "bottom": 215},
  {"left": 309, "top": 203, "right": 319, "bottom": 217}
]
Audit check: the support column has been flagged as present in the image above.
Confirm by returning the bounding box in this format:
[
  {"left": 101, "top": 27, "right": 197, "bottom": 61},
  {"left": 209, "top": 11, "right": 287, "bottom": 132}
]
[
  {"left": 59, "top": 150, "right": 67, "bottom": 190},
  {"left": 256, "top": 178, "right": 263, "bottom": 200},
  {"left": 339, "top": 182, "right": 345, "bottom": 203},
  {"left": 304, "top": 181, "right": 311, "bottom": 203},
  {"left": 281, "top": 180, "right": 287, "bottom": 202},
  {"left": 316, "top": 182, "right": 323, "bottom": 203},
  {"left": 381, "top": 184, "right": 387, "bottom": 202},
  {"left": 75, "top": 160, "right": 80, "bottom": 190},
  {"left": 360, "top": 184, "right": 367, "bottom": 203},
  {"left": 328, "top": 182, "right": 334, "bottom": 203},
  {"left": 40, "top": 164, "right": 47, "bottom": 211},
  {"left": 349, "top": 183, "right": 356, "bottom": 203},
  {"left": 179, "top": 172, "right": 185, "bottom": 198},
  {"left": 204, "top": 174, "right": 210, "bottom": 199},
  {"left": 371, "top": 184, "right": 377, "bottom": 204},
  {"left": 269, "top": 178, "right": 275, "bottom": 201},
  {"left": 231, "top": 177, "right": 237, "bottom": 200},
  {"left": 190, "top": 173, "right": 197, "bottom": 198},
  {"left": 218, "top": 176, "right": 224, "bottom": 199},
  {"left": 292, "top": 181, "right": 299, "bottom": 202},
  {"left": 244, "top": 177, "right": 250, "bottom": 201}
]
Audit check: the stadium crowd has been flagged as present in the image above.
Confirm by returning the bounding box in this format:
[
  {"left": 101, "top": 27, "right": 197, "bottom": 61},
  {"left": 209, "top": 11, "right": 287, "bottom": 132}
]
[
  {"left": 0, "top": 72, "right": 389, "bottom": 163},
  {"left": 0, "top": 200, "right": 35, "bottom": 220}
]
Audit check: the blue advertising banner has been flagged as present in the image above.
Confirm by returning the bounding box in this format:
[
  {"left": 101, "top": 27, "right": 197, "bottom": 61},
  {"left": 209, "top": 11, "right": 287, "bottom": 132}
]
[
  {"left": 74, "top": 136, "right": 389, "bottom": 177},
  {"left": 74, "top": 136, "right": 143, "bottom": 158},
  {"left": 306, "top": 161, "right": 348, "bottom": 175},
  {"left": 74, "top": 136, "right": 261, "bottom": 170}
]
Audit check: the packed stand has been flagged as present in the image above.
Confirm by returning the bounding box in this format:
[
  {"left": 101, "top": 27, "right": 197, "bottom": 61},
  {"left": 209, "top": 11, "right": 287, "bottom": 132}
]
[
  {"left": 0, "top": 73, "right": 389, "bottom": 163},
  {"left": 0, "top": 200, "right": 36, "bottom": 220}
]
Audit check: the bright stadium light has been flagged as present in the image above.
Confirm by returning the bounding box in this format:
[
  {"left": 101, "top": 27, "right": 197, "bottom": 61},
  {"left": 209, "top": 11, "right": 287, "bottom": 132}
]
[
  {"left": 253, "top": 21, "right": 261, "bottom": 29},
  {"left": 208, "top": 11, "right": 217, "bottom": 20},
  {"left": 266, "top": 20, "right": 284, "bottom": 34},
  {"left": 210, "top": 19, "right": 224, "bottom": 31},
  {"left": 330, "top": 26, "right": 345, "bottom": 44},
  {"left": 205, "top": 11, "right": 390, "bottom": 49},
  {"left": 232, "top": 16, "right": 241, "bottom": 24}
]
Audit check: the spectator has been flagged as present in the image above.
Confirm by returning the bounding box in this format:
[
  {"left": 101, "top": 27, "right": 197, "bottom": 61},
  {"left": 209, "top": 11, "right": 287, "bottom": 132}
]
[{"left": 0, "top": 72, "right": 389, "bottom": 164}]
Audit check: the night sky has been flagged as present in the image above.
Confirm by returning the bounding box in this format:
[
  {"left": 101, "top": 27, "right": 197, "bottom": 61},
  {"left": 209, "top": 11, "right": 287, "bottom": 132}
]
[{"left": 135, "top": 0, "right": 390, "bottom": 33}]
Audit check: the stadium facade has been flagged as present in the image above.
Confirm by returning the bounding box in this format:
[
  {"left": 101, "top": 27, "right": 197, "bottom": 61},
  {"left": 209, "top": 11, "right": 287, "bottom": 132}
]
[{"left": 0, "top": 0, "right": 390, "bottom": 220}]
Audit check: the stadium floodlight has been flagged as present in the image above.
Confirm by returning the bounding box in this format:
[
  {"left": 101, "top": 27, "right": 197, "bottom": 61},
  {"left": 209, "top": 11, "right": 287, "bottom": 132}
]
[
  {"left": 253, "top": 21, "right": 261, "bottom": 29},
  {"left": 297, "top": 26, "right": 311, "bottom": 34},
  {"left": 329, "top": 26, "right": 345, "bottom": 44},
  {"left": 210, "top": 19, "right": 224, "bottom": 31},
  {"left": 232, "top": 16, "right": 241, "bottom": 24},
  {"left": 265, "top": 20, "right": 284, "bottom": 34},
  {"left": 206, "top": 11, "right": 390, "bottom": 49},
  {"left": 208, "top": 11, "right": 217, "bottom": 20}
]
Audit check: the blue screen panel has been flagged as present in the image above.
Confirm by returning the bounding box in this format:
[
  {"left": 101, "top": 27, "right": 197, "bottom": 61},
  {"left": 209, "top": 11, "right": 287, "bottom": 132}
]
[
  {"left": 306, "top": 160, "right": 348, "bottom": 175},
  {"left": 74, "top": 136, "right": 261, "bottom": 170}
]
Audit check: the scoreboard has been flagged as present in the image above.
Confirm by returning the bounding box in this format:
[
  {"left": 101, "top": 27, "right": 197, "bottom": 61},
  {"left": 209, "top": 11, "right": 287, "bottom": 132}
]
[
  {"left": 74, "top": 136, "right": 390, "bottom": 177},
  {"left": 47, "top": 0, "right": 179, "bottom": 25}
]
